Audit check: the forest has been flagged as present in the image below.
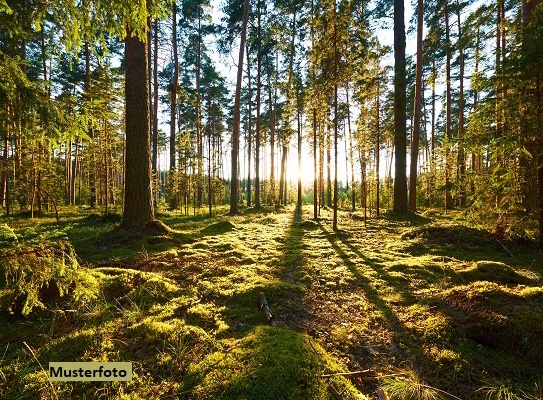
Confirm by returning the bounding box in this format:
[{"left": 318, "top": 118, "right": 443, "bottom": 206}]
[{"left": 0, "top": 0, "right": 542, "bottom": 398}]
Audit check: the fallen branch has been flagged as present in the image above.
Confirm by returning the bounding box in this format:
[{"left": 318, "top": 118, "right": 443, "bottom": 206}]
[
  {"left": 420, "top": 384, "right": 463, "bottom": 400},
  {"left": 321, "top": 369, "right": 373, "bottom": 379},
  {"left": 259, "top": 292, "right": 274, "bottom": 323},
  {"left": 327, "top": 384, "right": 343, "bottom": 400},
  {"left": 496, "top": 238, "right": 515, "bottom": 258}
]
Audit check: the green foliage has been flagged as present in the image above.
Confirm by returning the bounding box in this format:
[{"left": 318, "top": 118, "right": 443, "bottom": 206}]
[
  {"left": 0, "top": 242, "right": 98, "bottom": 315},
  {"left": 0, "top": 223, "right": 17, "bottom": 245}
]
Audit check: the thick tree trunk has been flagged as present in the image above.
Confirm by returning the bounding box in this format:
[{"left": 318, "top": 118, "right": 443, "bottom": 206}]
[
  {"left": 122, "top": 32, "right": 154, "bottom": 227},
  {"left": 230, "top": 0, "right": 250, "bottom": 214},
  {"left": 409, "top": 0, "right": 423, "bottom": 212},
  {"left": 393, "top": 0, "right": 407, "bottom": 213}
]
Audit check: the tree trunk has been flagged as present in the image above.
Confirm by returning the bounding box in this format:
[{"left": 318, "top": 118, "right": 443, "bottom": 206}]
[
  {"left": 255, "top": 0, "right": 261, "bottom": 208},
  {"left": 230, "top": 0, "right": 250, "bottom": 214},
  {"left": 456, "top": 0, "right": 466, "bottom": 207},
  {"left": 327, "top": 112, "right": 332, "bottom": 208},
  {"left": 170, "top": 4, "right": 179, "bottom": 209},
  {"left": 393, "top": 0, "right": 407, "bottom": 213},
  {"left": 298, "top": 110, "right": 302, "bottom": 213},
  {"left": 444, "top": 0, "right": 452, "bottom": 211},
  {"left": 409, "top": 0, "right": 423, "bottom": 212},
  {"left": 375, "top": 87, "right": 380, "bottom": 216},
  {"left": 85, "top": 42, "right": 96, "bottom": 208},
  {"left": 122, "top": 31, "right": 154, "bottom": 227},
  {"left": 197, "top": 11, "right": 203, "bottom": 208},
  {"left": 246, "top": 42, "right": 252, "bottom": 208},
  {"left": 152, "top": 20, "right": 159, "bottom": 203},
  {"left": 313, "top": 108, "right": 318, "bottom": 219},
  {"left": 347, "top": 88, "right": 356, "bottom": 211},
  {"left": 333, "top": 2, "right": 338, "bottom": 231}
]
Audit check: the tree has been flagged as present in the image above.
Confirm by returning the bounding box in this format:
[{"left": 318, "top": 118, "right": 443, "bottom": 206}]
[
  {"left": 122, "top": 32, "right": 154, "bottom": 226},
  {"left": 393, "top": 0, "right": 407, "bottom": 213},
  {"left": 409, "top": 0, "right": 423, "bottom": 212},
  {"left": 229, "top": 0, "right": 249, "bottom": 214}
]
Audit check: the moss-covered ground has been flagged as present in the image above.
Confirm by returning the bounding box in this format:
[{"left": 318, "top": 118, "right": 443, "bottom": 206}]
[{"left": 1, "top": 205, "right": 542, "bottom": 399}]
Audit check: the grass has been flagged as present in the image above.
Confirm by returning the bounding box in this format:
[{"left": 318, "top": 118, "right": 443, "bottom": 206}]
[{"left": 0, "top": 205, "right": 542, "bottom": 399}]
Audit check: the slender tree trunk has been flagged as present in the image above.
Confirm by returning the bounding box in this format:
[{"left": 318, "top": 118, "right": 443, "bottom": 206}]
[
  {"left": 170, "top": 4, "right": 179, "bottom": 209},
  {"left": 327, "top": 112, "right": 332, "bottom": 208},
  {"left": 85, "top": 42, "right": 96, "bottom": 208},
  {"left": 298, "top": 110, "right": 302, "bottom": 213},
  {"left": 333, "top": 2, "right": 338, "bottom": 231},
  {"left": 246, "top": 42, "right": 252, "bottom": 208},
  {"left": 104, "top": 118, "right": 109, "bottom": 214},
  {"left": 122, "top": 30, "right": 154, "bottom": 227},
  {"left": 197, "top": 11, "right": 203, "bottom": 208},
  {"left": 430, "top": 57, "right": 436, "bottom": 206},
  {"left": 319, "top": 119, "right": 325, "bottom": 214},
  {"left": 409, "top": 0, "right": 423, "bottom": 212},
  {"left": 444, "top": 0, "right": 452, "bottom": 211},
  {"left": 153, "top": 20, "right": 159, "bottom": 203},
  {"left": 456, "top": 1, "right": 466, "bottom": 207},
  {"left": 313, "top": 108, "right": 318, "bottom": 219},
  {"left": 393, "top": 0, "right": 408, "bottom": 213},
  {"left": 347, "top": 92, "right": 356, "bottom": 212},
  {"left": 230, "top": 0, "right": 250, "bottom": 214},
  {"left": 255, "top": 0, "right": 261, "bottom": 208},
  {"left": 375, "top": 87, "right": 380, "bottom": 216},
  {"left": 267, "top": 66, "right": 275, "bottom": 205}
]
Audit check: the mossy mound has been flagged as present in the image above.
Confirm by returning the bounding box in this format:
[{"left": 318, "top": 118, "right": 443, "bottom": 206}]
[
  {"left": 181, "top": 326, "right": 366, "bottom": 400},
  {"left": 436, "top": 282, "right": 543, "bottom": 361},
  {"left": 456, "top": 261, "right": 536, "bottom": 285},
  {"left": 401, "top": 224, "right": 493, "bottom": 248},
  {"left": 201, "top": 220, "right": 237, "bottom": 236}
]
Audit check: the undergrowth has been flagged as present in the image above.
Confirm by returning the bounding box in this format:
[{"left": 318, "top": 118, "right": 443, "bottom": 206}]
[{"left": 0, "top": 205, "right": 541, "bottom": 399}]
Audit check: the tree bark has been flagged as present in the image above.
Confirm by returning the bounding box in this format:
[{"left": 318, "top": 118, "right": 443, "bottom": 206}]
[
  {"left": 230, "top": 0, "right": 250, "bottom": 214},
  {"left": 152, "top": 20, "right": 159, "bottom": 203},
  {"left": 456, "top": 0, "right": 466, "bottom": 207},
  {"left": 333, "top": 2, "right": 338, "bottom": 231},
  {"left": 409, "top": 0, "right": 423, "bottom": 212},
  {"left": 444, "top": 0, "right": 452, "bottom": 211},
  {"left": 246, "top": 42, "right": 252, "bottom": 208},
  {"left": 170, "top": 4, "right": 179, "bottom": 209},
  {"left": 122, "top": 32, "right": 154, "bottom": 227},
  {"left": 393, "top": 0, "right": 408, "bottom": 213},
  {"left": 255, "top": 0, "right": 261, "bottom": 208}
]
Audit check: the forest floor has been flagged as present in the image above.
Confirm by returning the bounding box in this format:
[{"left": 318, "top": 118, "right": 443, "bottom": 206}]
[{"left": 1, "top": 205, "right": 542, "bottom": 400}]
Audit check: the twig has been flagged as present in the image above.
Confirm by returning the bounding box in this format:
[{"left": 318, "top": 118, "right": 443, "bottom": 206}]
[
  {"left": 321, "top": 369, "right": 373, "bottom": 378},
  {"left": 23, "top": 342, "right": 58, "bottom": 400},
  {"left": 259, "top": 292, "right": 274, "bottom": 323},
  {"left": 496, "top": 238, "right": 515, "bottom": 258},
  {"left": 328, "top": 383, "right": 343, "bottom": 400},
  {"left": 420, "top": 383, "right": 463, "bottom": 400}
]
